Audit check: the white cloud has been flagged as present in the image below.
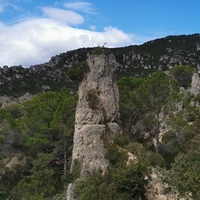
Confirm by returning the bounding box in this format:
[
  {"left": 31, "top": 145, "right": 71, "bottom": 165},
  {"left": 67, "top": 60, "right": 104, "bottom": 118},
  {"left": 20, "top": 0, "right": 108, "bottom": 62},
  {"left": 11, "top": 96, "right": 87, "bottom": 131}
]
[
  {"left": 0, "top": 2, "right": 144, "bottom": 67},
  {"left": 64, "top": 2, "right": 95, "bottom": 14},
  {"left": 0, "top": 16, "right": 133, "bottom": 67},
  {"left": 89, "top": 25, "right": 96, "bottom": 31},
  {"left": 42, "top": 7, "right": 84, "bottom": 25},
  {"left": 0, "top": 1, "right": 23, "bottom": 13}
]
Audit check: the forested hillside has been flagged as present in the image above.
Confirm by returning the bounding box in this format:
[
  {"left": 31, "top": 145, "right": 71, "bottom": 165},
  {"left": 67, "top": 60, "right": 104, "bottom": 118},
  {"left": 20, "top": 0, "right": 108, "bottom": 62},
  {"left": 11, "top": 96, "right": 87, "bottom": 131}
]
[
  {"left": 0, "top": 34, "right": 200, "bottom": 199},
  {"left": 0, "top": 88, "right": 77, "bottom": 199},
  {"left": 0, "top": 65, "right": 200, "bottom": 199}
]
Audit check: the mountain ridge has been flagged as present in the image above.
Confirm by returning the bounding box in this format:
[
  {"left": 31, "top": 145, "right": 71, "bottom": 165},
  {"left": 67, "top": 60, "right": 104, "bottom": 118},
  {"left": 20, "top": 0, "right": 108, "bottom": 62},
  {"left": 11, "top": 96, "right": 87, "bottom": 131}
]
[{"left": 0, "top": 33, "right": 200, "bottom": 97}]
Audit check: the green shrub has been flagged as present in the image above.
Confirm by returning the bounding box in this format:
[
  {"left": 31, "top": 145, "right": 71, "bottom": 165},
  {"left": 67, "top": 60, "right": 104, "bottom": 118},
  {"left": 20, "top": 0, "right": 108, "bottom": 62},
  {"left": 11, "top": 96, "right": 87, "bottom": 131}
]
[
  {"left": 105, "top": 143, "right": 127, "bottom": 166},
  {"left": 0, "top": 136, "right": 3, "bottom": 144},
  {"left": 74, "top": 175, "right": 100, "bottom": 200},
  {"left": 124, "top": 142, "right": 146, "bottom": 158},
  {"left": 71, "top": 159, "right": 81, "bottom": 181},
  {"left": 169, "top": 65, "right": 196, "bottom": 88},
  {"left": 146, "top": 151, "right": 165, "bottom": 167},
  {"left": 195, "top": 93, "right": 200, "bottom": 102},
  {"left": 168, "top": 117, "right": 187, "bottom": 128},
  {"left": 91, "top": 46, "right": 110, "bottom": 55},
  {"left": 0, "top": 109, "right": 17, "bottom": 127},
  {"left": 111, "top": 161, "right": 150, "bottom": 199},
  {"left": 158, "top": 140, "right": 180, "bottom": 167},
  {"left": 10, "top": 153, "right": 60, "bottom": 200},
  {"left": 86, "top": 89, "right": 99, "bottom": 109},
  {"left": 67, "top": 61, "right": 89, "bottom": 80},
  {"left": 114, "top": 134, "right": 130, "bottom": 147},
  {"left": 162, "top": 149, "right": 200, "bottom": 199},
  {"left": 4, "top": 104, "right": 22, "bottom": 119},
  {"left": 125, "top": 142, "right": 165, "bottom": 167},
  {"left": 74, "top": 160, "right": 151, "bottom": 200},
  {"left": 162, "top": 130, "right": 176, "bottom": 144}
]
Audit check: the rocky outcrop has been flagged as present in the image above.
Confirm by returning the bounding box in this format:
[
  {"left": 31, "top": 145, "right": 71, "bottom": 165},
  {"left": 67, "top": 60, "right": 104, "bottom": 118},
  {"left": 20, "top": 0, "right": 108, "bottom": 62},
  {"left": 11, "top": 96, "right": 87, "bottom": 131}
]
[
  {"left": 145, "top": 170, "right": 179, "bottom": 200},
  {"left": 0, "top": 153, "right": 27, "bottom": 175},
  {"left": 71, "top": 54, "right": 120, "bottom": 176},
  {"left": 0, "top": 92, "right": 34, "bottom": 107},
  {"left": 67, "top": 53, "right": 121, "bottom": 199},
  {"left": 145, "top": 169, "right": 191, "bottom": 200},
  {"left": 190, "top": 73, "right": 200, "bottom": 96}
]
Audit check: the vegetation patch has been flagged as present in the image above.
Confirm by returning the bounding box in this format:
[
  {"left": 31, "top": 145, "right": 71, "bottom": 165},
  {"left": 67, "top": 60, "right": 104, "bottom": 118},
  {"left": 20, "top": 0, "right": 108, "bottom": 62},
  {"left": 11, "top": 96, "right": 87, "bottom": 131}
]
[
  {"left": 0, "top": 87, "right": 77, "bottom": 199},
  {"left": 86, "top": 89, "right": 99, "bottom": 109},
  {"left": 1, "top": 64, "right": 200, "bottom": 199},
  {"left": 67, "top": 61, "right": 90, "bottom": 81},
  {"left": 91, "top": 46, "right": 110, "bottom": 55},
  {"left": 169, "top": 65, "right": 196, "bottom": 88},
  {"left": 74, "top": 145, "right": 151, "bottom": 200},
  {"left": 161, "top": 149, "right": 200, "bottom": 199}
]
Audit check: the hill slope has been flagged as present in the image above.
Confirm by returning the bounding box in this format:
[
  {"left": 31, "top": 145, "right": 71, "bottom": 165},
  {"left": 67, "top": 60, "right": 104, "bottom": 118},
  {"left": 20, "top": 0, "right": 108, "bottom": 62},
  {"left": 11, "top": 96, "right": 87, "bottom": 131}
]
[
  {"left": 0, "top": 34, "right": 200, "bottom": 199},
  {"left": 0, "top": 34, "right": 200, "bottom": 96}
]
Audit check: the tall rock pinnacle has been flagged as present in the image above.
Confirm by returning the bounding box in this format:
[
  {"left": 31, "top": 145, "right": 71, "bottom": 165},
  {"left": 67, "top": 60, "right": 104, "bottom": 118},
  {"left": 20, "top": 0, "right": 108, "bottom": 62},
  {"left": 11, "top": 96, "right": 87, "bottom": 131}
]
[{"left": 71, "top": 53, "right": 121, "bottom": 177}]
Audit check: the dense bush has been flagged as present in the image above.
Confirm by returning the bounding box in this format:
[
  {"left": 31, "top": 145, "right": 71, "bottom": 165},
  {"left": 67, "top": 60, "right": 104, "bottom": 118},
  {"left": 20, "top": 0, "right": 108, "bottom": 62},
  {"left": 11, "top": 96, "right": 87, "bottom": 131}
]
[
  {"left": 86, "top": 89, "right": 99, "bottom": 109},
  {"left": 91, "top": 46, "right": 110, "bottom": 55},
  {"left": 10, "top": 153, "right": 60, "bottom": 200},
  {"left": 118, "top": 71, "right": 179, "bottom": 151},
  {"left": 169, "top": 65, "right": 196, "bottom": 88},
  {"left": 162, "top": 148, "right": 200, "bottom": 199},
  {"left": 67, "top": 61, "right": 89, "bottom": 81},
  {"left": 0, "top": 87, "right": 78, "bottom": 199},
  {"left": 74, "top": 159, "right": 150, "bottom": 200}
]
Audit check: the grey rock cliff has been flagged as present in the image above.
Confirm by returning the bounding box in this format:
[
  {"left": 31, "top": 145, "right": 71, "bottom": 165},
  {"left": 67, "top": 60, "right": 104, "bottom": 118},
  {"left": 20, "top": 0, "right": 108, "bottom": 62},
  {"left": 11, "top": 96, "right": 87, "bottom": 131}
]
[
  {"left": 190, "top": 73, "right": 200, "bottom": 96},
  {"left": 66, "top": 53, "right": 121, "bottom": 200},
  {"left": 0, "top": 92, "right": 34, "bottom": 107},
  {"left": 71, "top": 54, "right": 121, "bottom": 177}
]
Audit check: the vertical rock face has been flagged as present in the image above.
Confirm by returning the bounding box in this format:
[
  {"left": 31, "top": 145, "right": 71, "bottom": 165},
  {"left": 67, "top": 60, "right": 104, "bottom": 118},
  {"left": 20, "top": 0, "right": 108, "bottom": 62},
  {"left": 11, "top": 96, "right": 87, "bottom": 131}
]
[
  {"left": 190, "top": 73, "right": 200, "bottom": 96},
  {"left": 71, "top": 53, "right": 121, "bottom": 177}
]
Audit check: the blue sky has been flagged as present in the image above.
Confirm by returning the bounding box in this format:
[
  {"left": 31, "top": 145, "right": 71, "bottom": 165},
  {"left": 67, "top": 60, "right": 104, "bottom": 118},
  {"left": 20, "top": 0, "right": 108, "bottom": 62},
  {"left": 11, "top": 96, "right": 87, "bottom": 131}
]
[{"left": 0, "top": 0, "right": 200, "bottom": 67}]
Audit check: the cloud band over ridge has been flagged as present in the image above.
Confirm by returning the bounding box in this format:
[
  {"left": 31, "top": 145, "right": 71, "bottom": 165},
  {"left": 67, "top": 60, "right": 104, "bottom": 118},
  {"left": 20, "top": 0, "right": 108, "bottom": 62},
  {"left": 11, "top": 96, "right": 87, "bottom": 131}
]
[{"left": 0, "top": 1, "right": 133, "bottom": 67}]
